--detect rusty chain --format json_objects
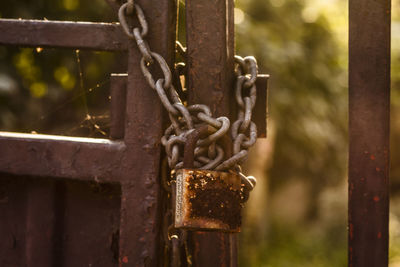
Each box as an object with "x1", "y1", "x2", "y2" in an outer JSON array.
[
  {"x1": 118, "y1": 2, "x2": 257, "y2": 194},
  {"x1": 118, "y1": 3, "x2": 257, "y2": 188}
]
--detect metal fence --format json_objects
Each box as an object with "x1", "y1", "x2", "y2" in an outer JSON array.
[{"x1": 0, "y1": 0, "x2": 392, "y2": 266}]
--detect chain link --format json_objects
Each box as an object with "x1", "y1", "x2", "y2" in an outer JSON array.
[{"x1": 118, "y1": 1, "x2": 258, "y2": 185}]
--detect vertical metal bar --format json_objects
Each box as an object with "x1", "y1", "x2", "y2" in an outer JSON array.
[
  {"x1": 110, "y1": 74, "x2": 127, "y2": 140},
  {"x1": 348, "y1": 0, "x2": 391, "y2": 266},
  {"x1": 186, "y1": 0, "x2": 235, "y2": 117},
  {"x1": 185, "y1": 0, "x2": 236, "y2": 266},
  {"x1": 118, "y1": 0, "x2": 177, "y2": 266}
]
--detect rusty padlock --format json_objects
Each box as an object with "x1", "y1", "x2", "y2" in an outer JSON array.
[{"x1": 173, "y1": 125, "x2": 243, "y2": 232}]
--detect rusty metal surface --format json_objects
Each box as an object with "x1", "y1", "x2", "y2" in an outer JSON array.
[
  {"x1": 0, "y1": 19, "x2": 128, "y2": 51},
  {"x1": 110, "y1": 74, "x2": 127, "y2": 140},
  {"x1": 0, "y1": 132, "x2": 125, "y2": 183},
  {"x1": 348, "y1": 0, "x2": 391, "y2": 266},
  {"x1": 175, "y1": 169, "x2": 242, "y2": 232},
  {"x1": 177, "y1": 127, "x2": 242, "y2": 232},
  {"x1": 185, "y1": 0, "x2": 237, "y2": 265},
  {"x1": 186, "y1": 0, "x2": 234, "y2": 118}
]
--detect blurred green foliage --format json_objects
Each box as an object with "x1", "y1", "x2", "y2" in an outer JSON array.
[
  {"x1": 235, "y1": 0, "x2": 400, "y2": 266},
  {"x1": 390, "y1": 2, "x2": 400, "y2": 265},
  {"x1": 236, "y1": 0, "x2": 347, "y2": 210},
  {"x1": 241, "y1": 221, "x2": 347, "y2": 267},
  {"x1": 235, "y1": 0, "x2": 349, "y2": 265}
]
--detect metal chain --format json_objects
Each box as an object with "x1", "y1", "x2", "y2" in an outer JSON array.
[{"x1": 118, "y1": 2, "x2": 257, "y2": 186}]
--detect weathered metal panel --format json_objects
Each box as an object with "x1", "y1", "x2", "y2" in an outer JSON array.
[
  {"x1": 59, "y1": 180, "x2": 121, "y2": 267},
  {"x1": 348, "y1": 0, "x2": 391, "y2": 266},
  {"x1": 185, "y1": 0, "x2": 237, "y2": 265},
  {"x1": 0, "y1": 175, "x2": 28, "y2": 267},
  {"x1": 0, "y1": 19, "x2": 129, "y2": 51},
  {"x1": 25, "y1": 180, "x2": 57, "y2": 267},
  {"x1": 0, "y1": 175, "x2": 121, "y2": 266}
]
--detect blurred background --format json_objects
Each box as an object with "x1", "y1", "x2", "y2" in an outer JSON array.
[{"x1": 0, "y1": 0, "x2": 400, "y2": 266}]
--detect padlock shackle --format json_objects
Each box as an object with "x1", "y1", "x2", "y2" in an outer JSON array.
[{"x1": 183, "y1": 125, "x2": 209, "y2": 169}]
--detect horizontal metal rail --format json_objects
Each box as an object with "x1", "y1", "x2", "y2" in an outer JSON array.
[
  {"x1": 0, "y1": 19, "x2": 129, "y2": 51},
  {"x1": 0, "y1": 132, "x2": 125, "y2": 182}
]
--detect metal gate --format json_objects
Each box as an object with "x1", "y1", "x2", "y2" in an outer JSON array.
[
  {"x1": 0, "y1": 0, "x2": 268, "y2": 266},
  {"x1": 0, "y1": 0, "x2": 174, "y2": 265},
  {"x1": 0, "y1": 0, "x2": 392, "y2": 266}
]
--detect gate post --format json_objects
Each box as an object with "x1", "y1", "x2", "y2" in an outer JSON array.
[
  {"x1": 119, "y1": 0, "x2": 177, "y2": 265},
  {"x1": 185, "y1": 0, "x2": 237, "y2": 266},
  {"x1": 349, "y1": 0, "x2": 391, "y2": 266}
]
